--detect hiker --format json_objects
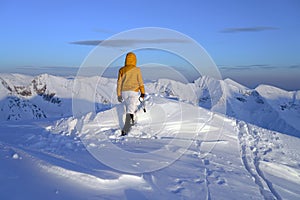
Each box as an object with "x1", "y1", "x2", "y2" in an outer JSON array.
[{"x1": 117, "y1": 52, "x2": 145, "y2": 136}]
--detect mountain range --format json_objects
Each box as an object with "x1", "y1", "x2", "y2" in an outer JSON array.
[{"x1": 0, "y1": 73, "x2": 299, "y2": 137}]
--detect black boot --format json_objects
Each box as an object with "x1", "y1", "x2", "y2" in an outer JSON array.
[
  {"x1": 130, "y1": 114, "x2": 134, "y2": 125},
  {"x1": 122, "y1": 114, "x2": 132, "y2": 136},
  {"x1": 121, "y1": 130, "x2": 127, "y2": 136}
]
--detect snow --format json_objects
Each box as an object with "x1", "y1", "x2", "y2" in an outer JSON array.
[
  {"x1": 0, "y1": 73, "x2": 300, "y2": 199},
  {"x1": 256, "y1": 84, "x2": 300, "y2": 134},
  {"x1": 12, "y1": 153, "x2": 20, "y2": 160}
]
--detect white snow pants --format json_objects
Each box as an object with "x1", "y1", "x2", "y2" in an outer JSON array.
[{"x1": 122, "y1": 91, "x2": 139, "y2": 114}]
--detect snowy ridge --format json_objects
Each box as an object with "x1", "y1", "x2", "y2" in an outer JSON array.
[
  {"x1": 0, "y1": 74, "x2": 71, "y2": 119},
  {"x1": 256, "y1": 84, "x2": 300, "y2": 134},
  {"x1": 0, "y1": 73, "x2": 299, "y2": 137},
  {"x1": 224, "y1": 79, "x2": 300, "y2": 137}
]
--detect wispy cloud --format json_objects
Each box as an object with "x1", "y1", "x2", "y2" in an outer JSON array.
[
  {"x1": 220, "y1": 26, "x2": 279, "y2": 33},
  {"x1": 70, "y1": 40, "x2": 103, "y2": 46},
  {"x1": 288, "y1": 64, "x2": 300, "y2": 69},
  {"x1": 69, "y1": 38, "x2": 189, "y2": 47},
  {"x1": 220, "y1": 64, "x2": 300, "y2": 72},
  {"x1": 219, "y1": 64, "x2": 278, "y2": 71}
]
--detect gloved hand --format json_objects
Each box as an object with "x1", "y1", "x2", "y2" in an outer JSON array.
[
  {"x1": 140, "y1": 93, "x2": 145, "y2": 99},
  {"x1": 118, "y1": 96, "x2": 123, "y2": 103}
]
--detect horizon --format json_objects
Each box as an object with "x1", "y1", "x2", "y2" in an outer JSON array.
[
  {"x1": 0, "y1": 65, "x2": 298, "y2": 92},
  {"x1": 1, "y1": 0, "x2": 299, "y2": 90}
]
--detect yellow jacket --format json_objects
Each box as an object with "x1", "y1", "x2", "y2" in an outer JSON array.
[{"x1": 117, "y1": 52, "x2": 145, "y2": 97}]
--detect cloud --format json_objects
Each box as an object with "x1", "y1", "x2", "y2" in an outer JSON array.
[
  {"x1": 69, "y1": 38, "x2": 189, "y2": 47},
  {"x1": 219, "y1": 64, "x2": 278, "y2": 72},
  {"x1": 288, "y1": 64, "x2": 300, "y2": 69},
  {"x1": 220, "y1": 64, "x2": 300, "y2": 72},
  {"x1": 70, "y1": 40, "x2": 102, "y2": 46},
  {"x1": 220, "y1": 26, "x2": 279, "y2": 33}
]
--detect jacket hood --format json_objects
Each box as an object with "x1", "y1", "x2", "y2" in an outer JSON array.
[{"x1": 125, "y1": 52, "x2": 136, "y2": 66}]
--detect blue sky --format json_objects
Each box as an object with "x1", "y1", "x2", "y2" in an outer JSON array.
[{"x1": 1, "y1": 0, "x2": 300, "y2": 90}]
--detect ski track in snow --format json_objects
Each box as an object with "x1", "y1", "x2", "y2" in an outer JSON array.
[
  {"x1": 203, "y1": 162, "x2": 212, "y2": 200},
  {"x1": 196, "y1": 114, "x2": 214, "y2": 200},
  {"x1": 237, "y1": 120, "x2": 282, "y2": 200}
]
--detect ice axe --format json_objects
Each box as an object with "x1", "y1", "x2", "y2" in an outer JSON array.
[{"x1": 139, "y1": 97, "x2": 146, "y2": 113}]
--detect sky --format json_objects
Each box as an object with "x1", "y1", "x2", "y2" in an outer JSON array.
[{"x1": 0, "y1": 0, "x2": 300, "y2": 90}]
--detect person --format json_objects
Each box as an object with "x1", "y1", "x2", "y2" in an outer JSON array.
[{"x1": 117, "y1": 52, "x2": 145, "y2": 136}]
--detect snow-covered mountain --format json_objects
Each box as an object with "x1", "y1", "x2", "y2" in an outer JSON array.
[
  {"x1": 0, "y1": 74, "x2": 70, "y2": 120},
  {"x1": 0, "y1": 74, "x2": 114, "y2": 120},
  {"x1": 0, "y1": 73, "x2": 299, "y2": 137},
  {"x1": 0, "y1": 73, "x2": 299, "y2": 199}
]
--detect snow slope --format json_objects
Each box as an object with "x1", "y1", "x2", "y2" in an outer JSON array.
[
  {"x1": 256, "y1": 84, "x2": 300, "y2": 135},
  {"x1": 1, "y1": 94, "x2": 300, "y2": 199}
]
